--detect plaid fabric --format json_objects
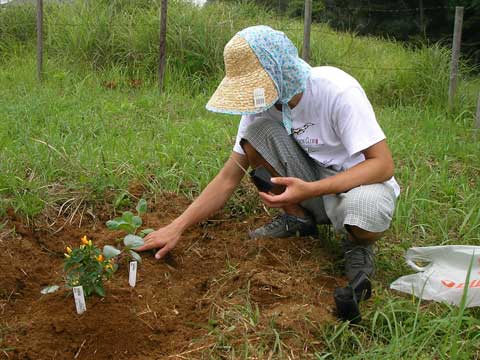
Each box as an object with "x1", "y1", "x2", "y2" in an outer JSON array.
[{"x1": 241, "y1": 117, "x2": 396, "y2": 233}]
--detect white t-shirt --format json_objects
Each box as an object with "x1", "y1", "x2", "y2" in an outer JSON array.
[{"x1": 233, "y1": 66, "x2": 400, "y2": 197}]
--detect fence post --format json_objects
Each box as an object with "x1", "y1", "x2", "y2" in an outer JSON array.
[
  {"x1": 419, "y1": 0, "x2": 425, "y2": 37},
  {"x1": 36, "y1": 0, "x2": 43, "y2": 82},
  {"x1": 158, "y1": 0, "x2": 168, "y2": 92},
  {"x1": 448, "y1": 6, "x2": 464, "y2": 109},
  {"x1": 302, "y1": 0, "x2": 312, "y2": 63},
  {"x1": 476, "y1": 93, "x2": 480, "y2": 129}
]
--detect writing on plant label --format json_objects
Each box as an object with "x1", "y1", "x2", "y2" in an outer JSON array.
[
  {"x1": 73, "y1": 286, "x2": 86, "y2": 314},
  {"x1": 129, "y1": 261, "x2": 137, "y2": 287}
]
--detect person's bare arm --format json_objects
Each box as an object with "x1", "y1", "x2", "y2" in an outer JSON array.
[
  {"x1": 310, "y1": 139, "x2": 394, "y2": 195},
  {"x1": 137, "y1": 152, "x2": 247, "y2": 259},
  {"x1": 260, "y1": 140, "x2": 394, "y2": 207}
]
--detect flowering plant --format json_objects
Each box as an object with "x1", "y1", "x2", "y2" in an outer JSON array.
[{"x1": 64, "y1": 235, "x2": 116, "y2": 297}]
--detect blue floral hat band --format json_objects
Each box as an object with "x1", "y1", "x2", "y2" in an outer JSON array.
[{"x1": 206, "y1": 26, "x2": 311, "y2": 134}]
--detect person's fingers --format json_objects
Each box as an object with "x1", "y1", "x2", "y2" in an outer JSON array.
[
  {"x1": 271, "y1": 177, "x2": 294, "y2": 186},
  {"x1": 259, "y1": 192, "x2": 273, "y2": 204},
  {"x1": 137, "y1": 242, "x2": 159, "y2": 252},
  {"x1": 137, "y1": 233, "x2": 165, "y2": 252},
  {"x1": 155, "y1": 245, "x2": 171, "y2": 260},
  {"x1": 260, "y1": 192, "x2": 285, "y2": 203},
  {"x1": 136, "y1": 240, "x2": 155, "y2": 252},
  {"x1": 259, "y1": 192, "x2": 288, "y2": 208},
  {"x1": 143, "y1": 232, "x2": 155, "y2": 243}
]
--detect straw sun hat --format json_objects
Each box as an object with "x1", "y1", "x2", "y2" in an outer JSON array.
[
  {"x1": 206, "y1": 34, "x2": 279, "y2": 114},
  {"x1": 206, "y1": 26, "x2": 311, "y2": 134}
]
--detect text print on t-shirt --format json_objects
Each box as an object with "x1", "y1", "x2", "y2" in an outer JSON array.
[{"x1": 292, "y1": 123, "x2": 322, "y2": 154}]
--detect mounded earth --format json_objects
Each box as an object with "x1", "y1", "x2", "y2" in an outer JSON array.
[{"x1": 1, "y1": 192, "x2": 347, "y2": 359}]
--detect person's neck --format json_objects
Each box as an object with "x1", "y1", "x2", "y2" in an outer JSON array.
[{"x1": 274, "y1": 92, "x2": 303, "y2": 111}]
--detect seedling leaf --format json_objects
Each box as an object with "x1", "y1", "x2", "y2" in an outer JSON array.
[
  {"x1": 41, "y1": 285, "x2": 60, "y2": 294},
  {"x1": 106, "y1": 220, "x2": 119, "y2": 230},
  {"x1": 132, "y1": 216, "x2": 142, "y2": 227},
  {"x1": 118, "y1": 222, "x2": 135, "y2": 233},
  {"x1": 129, "y1": 250, "x2": 142, "y2": 263},
  {"x1": 122, "y1": 211, "x2": 134, "y2": 223},
  {"x1": 124, "y1": 235, "x2": 144, "y2": 249},
  {"x1": 103, "y1": 245, "x2": 121, "y2": 259},
  {"x1": 136, "y1": 199, "x2": 147, "y2": 214}
]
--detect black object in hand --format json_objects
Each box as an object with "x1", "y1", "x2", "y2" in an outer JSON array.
[
  {"x1": 334, "y1": 271, "x2": 372, "y2": 324},
  {"x1": 249, "y1": 166, "x2": 274, "y2": 193}
]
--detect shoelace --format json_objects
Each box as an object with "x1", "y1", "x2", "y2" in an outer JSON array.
[
  {"x1": 263, "y1": 214, "x2": 311, "y2": 233},
  {"x1": 264, "y1": 215, "x2": 288, "y2": 230}
]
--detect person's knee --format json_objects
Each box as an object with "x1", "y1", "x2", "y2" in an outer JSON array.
[
  {"x1": 343, "y1": 195, "x2": 390, "y2": 241},
  {"x1": 343, "y1": 184, "x2": 395, "y2": 243},
  {"x1": 244, "y1": 117, "x2": 281, "y2": 135}
]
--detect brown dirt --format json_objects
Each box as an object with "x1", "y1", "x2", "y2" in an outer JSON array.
[{"x1": 0, "y1": 193, "x2": 346, "y2": 359}]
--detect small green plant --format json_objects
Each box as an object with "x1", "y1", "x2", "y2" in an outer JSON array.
[
  {"x1": 63, "y1": 235, "x2": 116, "y2": 297},
  {"x1": 103, "y1": 198, "x2": 154, "y2": 263}
]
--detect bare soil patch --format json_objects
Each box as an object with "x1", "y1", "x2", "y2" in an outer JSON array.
[{"x1": 1, "y1": 193, "x2": 345, "y2": 359}]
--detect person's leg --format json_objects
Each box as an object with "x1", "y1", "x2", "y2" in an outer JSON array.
[
  {"x1": 329, "y1": 184, "x2": 396, "y2": 280},
  {"x1": 345, "y1": 225, "x2": 383, "y2": 244},
  {"x1": 239, "y1": 117, "x2": 331, "y2": 238}
]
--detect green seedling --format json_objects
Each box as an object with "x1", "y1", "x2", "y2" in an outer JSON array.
[{"x1": 103, "y1": 198, "x2": 154, "y2": 263}]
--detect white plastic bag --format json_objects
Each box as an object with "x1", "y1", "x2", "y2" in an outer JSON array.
[{"x1": 390, "y1": 245, "x2": 480, "y2": 307}]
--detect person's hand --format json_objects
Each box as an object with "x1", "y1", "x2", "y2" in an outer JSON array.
[
  {"x1": 136, "y1": 223, "x2": 182, "y2": 260},
  {"x1": 259, "y1": 177, "x2": 314, "y2": 208}
]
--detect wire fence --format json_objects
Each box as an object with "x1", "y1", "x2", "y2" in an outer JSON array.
[
  {"x1": 322, "y1": 3, "x2": 473, "y2": 13},
  {"x1": 0, "y1": 23, "x2": 432, "y2": 72},
  {"x1": 0, "y1": 1, "x2": 476, "y2": 105}
]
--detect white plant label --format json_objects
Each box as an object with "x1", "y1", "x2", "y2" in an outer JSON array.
[
  {"x1": 129, "y1": 261, "x2": 137, "y2": 287},
  {"x1": 73, "y1": 286, "x2": 86, "y2": 314},
  {"x1": 253, "y1": 88, "x2": 266, "y2": 108}
]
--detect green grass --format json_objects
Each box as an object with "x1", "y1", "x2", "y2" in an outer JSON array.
[
  {"x1": 1, "y1": 0, "x2": 476, "y2": 107},
  {"x1": 0, "y1": 55, "x2": 238, "y2": 219},
  {"x1": 1, "y1": 0, "x2": 480, "y2": 358}
]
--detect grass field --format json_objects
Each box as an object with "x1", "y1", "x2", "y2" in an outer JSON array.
[{"x1": 1, "y1": 0, "x2": 480, "y2": 358}]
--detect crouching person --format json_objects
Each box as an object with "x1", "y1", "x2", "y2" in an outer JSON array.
[{"x1": 137, "y1": 26, "x2": 399, "y2": 288}]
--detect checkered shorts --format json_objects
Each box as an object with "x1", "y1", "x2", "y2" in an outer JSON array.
[{"x1": 241, "y1": 117, "x2": 396, "y2": 233}]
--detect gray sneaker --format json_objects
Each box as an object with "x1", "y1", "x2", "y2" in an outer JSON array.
[
  {"x1": 249, "y1": 213, "x2": 318, "y2": 239},
  {"x1": 342, "y1": 237, "x2": 375, "y2": 281}
]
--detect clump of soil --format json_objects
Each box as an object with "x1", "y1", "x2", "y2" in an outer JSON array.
[{"x1": 0, "y1": 193, "x2": 345, "y2": 359}]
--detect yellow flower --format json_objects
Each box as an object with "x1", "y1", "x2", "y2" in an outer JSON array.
[
  {"x1": 105, "y1": 264, "x2": 113, "y2": 270},
  {"x1": 64, "y1": 253, "x2": 70, "y2": 258},
  {"x1": 81, "y1": 235, "x2": 89, "y2": 245},
  {"x1": 88, "y1": 240, "x2": 92, "y2": 246},
  {"x1": 66, "y1": 246, "x2": 72, "y2": 254},
  {"x1": 97, "y1": 254, "x2": 104, "y2": 262}
]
